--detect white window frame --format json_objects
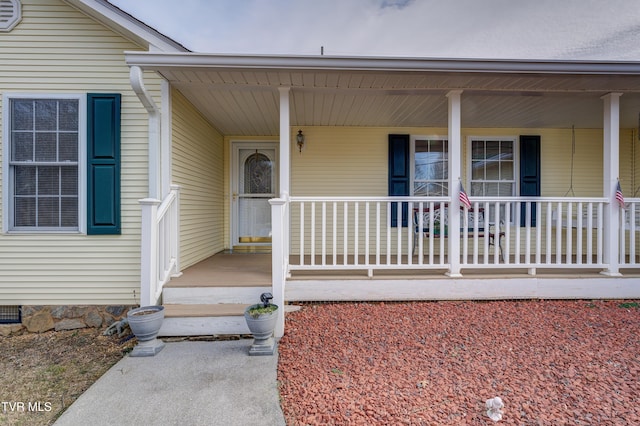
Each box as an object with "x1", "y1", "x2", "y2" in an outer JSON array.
[
  {"x1": 410, "y1": 135, "x2": 449, "y2": 197},
  {"x1": 466, "y1": 135, "x2": 519, "y2": 224},
  {"x1": 2, "y1": 93, "x2": 87, "y2": 234}
]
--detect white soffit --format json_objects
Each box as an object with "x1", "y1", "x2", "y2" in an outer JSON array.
[{"x1": 125, "y1": 53, "x2": 640, "y2": 135}]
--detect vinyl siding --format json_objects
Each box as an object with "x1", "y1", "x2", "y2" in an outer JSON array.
[
  {"x1": 290, "y1": 126, "x2": 634, "y2": 198},
  {"x1": 0, "y1": 0, "x2": 160, "y2": 304},
  {"x1": 172, "y1": 88, "x2": 225, "y2": 267}
]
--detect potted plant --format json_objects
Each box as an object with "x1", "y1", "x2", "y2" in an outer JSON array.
[
  {"x1": 127, "y1": 305, "x2": 166, "y2": 357},
  {"x1": 244, "y1": 293, "x2": 278, "y2": 356}
]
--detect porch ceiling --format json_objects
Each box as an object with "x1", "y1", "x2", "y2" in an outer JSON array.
[{"x1": 127, "y1": 53, "x2": 640, "y2": 136}]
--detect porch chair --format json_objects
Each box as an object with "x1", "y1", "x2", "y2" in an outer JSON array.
[{"x1": 412, "y1": 205, "x2": 505, "y2": 260}]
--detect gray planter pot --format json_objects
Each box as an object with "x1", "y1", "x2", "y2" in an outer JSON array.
[
  {"x1": 127, "y1": 305, "x2": 165, "y2": 357},
  {"x1": 244, "y1": 304, "x2": 278, "y2": 356}
]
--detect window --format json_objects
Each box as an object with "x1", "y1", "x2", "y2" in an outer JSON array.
[
  {"x1": 4, "y1": 95, "x2": 85, "y2": 232},
  {"x1": 412, "y1": 137, "x2": 448, "y2": 196},
  {"x1": 468, "y1": 137, "x2": 517, "y2": 223},
  {"x1": 469, "y1": 138, "x2": 516, "y2": 197}
]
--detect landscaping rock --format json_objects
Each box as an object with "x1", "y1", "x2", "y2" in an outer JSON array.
[
  {"x1": 84, "y1": 309, "x2": 103, "y2": 328},
  {"x1": 55, "y1": 319, "x2": 87, "y2": 331},
  {"x1": 0, "y1": 324, "x2": 24, "y2": 336},
  {"x1": 23, "y1": 309, "x2": 54, "y2": 333}
]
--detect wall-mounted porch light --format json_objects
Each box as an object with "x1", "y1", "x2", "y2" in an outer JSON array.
[{"x1": 296, "y1": 130, "x2": 305, "y2": 153}]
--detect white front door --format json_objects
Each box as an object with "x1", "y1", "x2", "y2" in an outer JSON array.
[{"x1": 232, "y1": 142, "x2": 278, "y2": 247}]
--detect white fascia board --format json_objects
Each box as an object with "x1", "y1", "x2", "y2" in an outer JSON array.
[
  {"x1": 64, "y1": 0, "x2": 188, "y2": 52},
  {"x1": 124, "y1": 52, "x2": 640, "y2": 75}
]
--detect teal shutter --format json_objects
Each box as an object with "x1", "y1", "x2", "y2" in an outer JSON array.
[
  {"x1": 388, "y1": 134, "x2": 410, "y2": 227},
  {"x1": 87, "y1": 93, "x2": 121, "y2": 235},
  {"x1": 519, "y1": 135, "x2": 541, "y2": 227}
]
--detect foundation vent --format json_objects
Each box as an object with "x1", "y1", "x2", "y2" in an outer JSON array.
[{"x1": 0, "y1": 305, "x2": 21, "y2": 324}]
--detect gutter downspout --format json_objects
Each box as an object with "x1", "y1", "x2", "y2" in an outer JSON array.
[{"x1": 130, "y1": 65, "x2": 161, "y2": 200}]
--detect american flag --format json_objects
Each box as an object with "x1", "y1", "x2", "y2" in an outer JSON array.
[
  {"x1": 459, "y1": 182, "x2": 471, "y2": 209},
  {"x1": 616, "y1": 181, "x2": 625, "y2": 208}
]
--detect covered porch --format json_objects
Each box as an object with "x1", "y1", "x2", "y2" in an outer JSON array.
[{"x1": 125, "y1": 54, "x2": 640, "y2": 337}]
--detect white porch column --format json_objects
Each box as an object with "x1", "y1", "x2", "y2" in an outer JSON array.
[
  {"x1": 602, "y1": 93, "x2": 623, "y2": 276},
  {"x1": 273, "y1": 87, "x2": 291, "y2": 337},
  {"x1": 160, "y1": 80, "x2": 172, "y2": 198},
  {"x1": 279, "y1": 87, "x2": 291, "y2": 198},
  {"x1": 278, "y1": 87, "x2": 291, "y2": 261},
  {"x1": 447, "y1": 90, "x2": 463, "y2": 277}
]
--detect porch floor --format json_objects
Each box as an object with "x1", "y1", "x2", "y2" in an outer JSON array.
[
  {"x1": 165, "y1": 252, "x2": 271, "y2": 288},
  {"x1": 166, "y1": 252, "x2": 638, "y2": 289}
]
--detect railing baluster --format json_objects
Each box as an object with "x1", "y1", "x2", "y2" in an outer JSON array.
[
  {"x1": 299, "y1": 202, "x2": 304, "y2": 266},
  {"x1": 354, "y1": 202, "x2": 359, "y2": 266},
  {"x1": 365, "y1": 202, "x2": 370, "y2": 266},
  {"x1": 566, "y1": 202, "x2": 573, "y2": 265},
  {"x1": 535, "y1": 201, "x2": 542, "y2": 265},
  {"x1": 322, "y1": 202, "x2": 326, "y2": 266},
  {"x1": 597, "y1": 202, "x2": 603, "y2": 265},
  {"x1": 555, "y1": 202, "x2": 562, "y2": 265},
  {"x1": 375, "y1": 202, "x2": 381, "y2": 267},
  {"x1": 630, "y1": 203, "x2": 637, "y2": 265},
  {"x1": 546, "y1": 202, "x2": 553, "y2": 265},
  {"x1": 344, "y1": 202, "x2": 348, "y2": 266},
  {"x1": 386, "y1": 202, "x2": 391, "y2": 265},
  {"x1": 586, "y1": 202, "x2": 593, "y2": 264},
  {"x1": 311, "y1": 202, "x2": 316, "y2": 266},
  {"x1": 332, "y1": 202, "x2": 337, "y2": 266},
  {"x1": 576, "y1": 202, "x2": 583, "y2": 265},
  {"x1": 396, "y1": 202, "x2": 402, "y2": 264}
]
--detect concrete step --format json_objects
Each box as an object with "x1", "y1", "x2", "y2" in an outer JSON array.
[
  {"x1": 159, "y1": 303, "x2": 251, "y2": 337},
  {"x1": 162, "y1": 286, "x2": 271, "y2": 305}
]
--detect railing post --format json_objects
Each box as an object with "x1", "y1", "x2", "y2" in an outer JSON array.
[
  {"x1": 139, "y1": 198, "x2": 161, "y2": 306},
  {"x1": 269, "y1": 195, "x2": 287, "y2": 338},
  {"x1": 170, "y1": 185, "x2": 182, "y2": 277}
]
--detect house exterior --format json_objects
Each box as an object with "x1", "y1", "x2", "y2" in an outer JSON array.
[{"x1": 1, "y1": 0, "x2": 639, "y2": 336}]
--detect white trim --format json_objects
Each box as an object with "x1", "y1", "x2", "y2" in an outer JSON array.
[
  {"x1": 409, "y1": 135, "x2": 449, "y2": 197},
  {"x1": 125, "y1": 52, "x2": 640, "y2": 75},
  {"x1": 2, "y1": 93, "x2": 86, "y2": 234},
  {"x1": 465, "y1": 135, "x2": 519, "y2": 196},
  {"x1": 230, "y1": 141, "x2": 279, "y2": 247},
  {"x1": 64, "y1": 0, "x2": 188, "y2": 52},
  {"x1": 160, "y1": 79, "x2": 172, "y2": 198},
  {"x1": 286, "y1": 276, "x2": 640, "y2": 302}
]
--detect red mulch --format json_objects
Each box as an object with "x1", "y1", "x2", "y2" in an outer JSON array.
[{"x1": 277, "y1": 300, "x2": 640, "y2": 425}]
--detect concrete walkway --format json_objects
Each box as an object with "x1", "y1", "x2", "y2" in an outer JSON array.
[{"x1": 55, "y1": 340, "x2": 286, "y2": 426}]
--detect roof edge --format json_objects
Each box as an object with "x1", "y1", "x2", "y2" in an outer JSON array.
[
  {"x1": 64, "y1": 0, "x2": 189, "y2": 52},
  {"x1": 124, "y1": 52, "x2": 640, "y2": 75}
]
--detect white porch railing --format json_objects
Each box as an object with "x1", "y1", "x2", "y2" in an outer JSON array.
[
  {"x1": 140, "y1": 185, "x2": 181, "y2": 306},
  {"x1": 273, "y1": 196, "x2": 640, "y2": 276},
  {"x1": 620, "y1": 199, "x2": 640, "y2": 267}
]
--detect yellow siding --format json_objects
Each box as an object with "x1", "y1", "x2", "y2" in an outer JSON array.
[
  {"x1": 290, "y1": 126, "x2": 633, "y2": 198},
  {"x1": 172, "y1": 89, "x2": 225, "y2": 267},
  {"x1": 0, "y1": 0, "x2": 160, "y2": 304}
]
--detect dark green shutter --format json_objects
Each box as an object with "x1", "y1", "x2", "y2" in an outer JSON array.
[
  {"x1": 87, "y1": 93, "x2": 121, "y2": 235},
  {"x1": 519, "y1": 135, "x2": 540, "y2": 227},
  {"x1": 388, "y1": 134, "x2": 410, "y2": 227}
]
